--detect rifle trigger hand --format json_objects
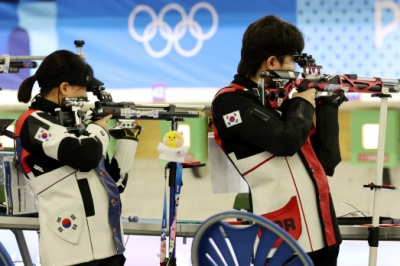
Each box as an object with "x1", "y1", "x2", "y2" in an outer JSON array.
[
  {"x1": 315, "y1": 89, "x2": 348, "y2": 107},
  {"x1": 297, "y1": 79, "x2": 312, "y2": 92}
]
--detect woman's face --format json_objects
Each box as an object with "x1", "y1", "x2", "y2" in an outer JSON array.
[
  {"x1": 65, "y1": 85, "x2": 88, "y2": 98},
  {"x1": 57, "y1": 83, "x2": 88, "y2": 107}
]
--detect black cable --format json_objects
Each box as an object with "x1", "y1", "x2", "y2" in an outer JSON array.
[
  {"x1": 339, "y1": 202, "x2": 368, "y2": 217},
  {"x1": 338, "y1": 210, "x2": 370, "y2": 218},
  {"x1": 13, "y1": 261, "x2": 36, "y2": 266}
]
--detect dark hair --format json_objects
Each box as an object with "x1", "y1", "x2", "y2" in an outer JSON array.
[
  {"x1": 237, "y1": 15, "x2": 305, "y2": 78},
  {"x1": 18, "y1": 50, "x2": 100, "y2": 103}
]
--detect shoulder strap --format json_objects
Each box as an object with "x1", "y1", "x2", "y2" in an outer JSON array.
[
  {"x1": 13, "y1": 108, "x2": 37, "y2": 162},
  {"x1": 14, "y1": 108, "x2": 36, "y2": 138}
]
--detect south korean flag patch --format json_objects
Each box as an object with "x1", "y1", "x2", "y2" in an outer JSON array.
[
  {"x1": 223, "y1": 110, "x2": 242, "y2": 128},
  {"x1": 35, "y1": 127, "x2": 52, "y2": 143},
  {"x1": 47, "y1": 204, "x2": 84, "y2": 244}
]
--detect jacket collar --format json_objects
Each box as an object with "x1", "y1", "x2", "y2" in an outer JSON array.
[
  {"x1": 30, "y1": 95, "x2": 68, "y2": 116},
  {"x1": 231, "y1": 74, "x2": 258, "y2": 89}
]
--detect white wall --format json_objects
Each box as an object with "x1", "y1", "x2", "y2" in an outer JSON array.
[{"x1": 122, "y1": 159, "x2": 400, "y2": 222}]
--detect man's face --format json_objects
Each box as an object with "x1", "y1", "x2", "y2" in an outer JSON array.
[
  {"x1": 276, "y1": 55, "x2": 295, "y2": 71},
  {"x1": 252, "y1": 55, "x2": 296, "y2": 84}
]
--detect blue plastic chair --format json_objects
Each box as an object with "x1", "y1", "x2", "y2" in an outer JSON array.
[
  {"x1": 191, "y1": 211, "x2": 313, "y2": 266},
  {"x1": 0, "y1": 241, "x2": 14, "y2": 266}
]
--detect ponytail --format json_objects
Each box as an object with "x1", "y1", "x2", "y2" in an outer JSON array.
[{"x1": 17, "y1": 75, "x2": 36, "y2": 103}]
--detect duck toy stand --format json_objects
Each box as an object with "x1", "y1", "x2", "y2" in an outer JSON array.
[{"x1": 157, "y1": 117, "x2": 205, "y2": 266}]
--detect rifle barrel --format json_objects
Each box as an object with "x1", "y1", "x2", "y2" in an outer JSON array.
[
  {"x1": 93, "y1": 109, "x2": 205, "y2": 120},
  {"x1": 133, "y1": 103, "x2": 211, "y2": 110}
]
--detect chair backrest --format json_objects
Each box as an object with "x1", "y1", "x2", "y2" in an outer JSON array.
[
  {"x1": 191, "y1": 211, "x2": 314, "y2": 266},
  {"x1": 0, "y1": 241, "x2": 14, "y2": 266}
]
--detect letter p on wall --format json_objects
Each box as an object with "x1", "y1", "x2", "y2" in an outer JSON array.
[{"x1": 375, "y1": 1, "x2": 400, "y2": 48}]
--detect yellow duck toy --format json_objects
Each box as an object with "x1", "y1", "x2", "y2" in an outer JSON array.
[
  {"x1": 163, "y1": 130, "x2": 184, "y2": 148},
  {"x1": 158, "y1": 130, "x2": 188, "y2": 162}
]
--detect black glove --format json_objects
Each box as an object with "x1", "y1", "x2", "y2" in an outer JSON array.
[
  {"x1": 297, "y1": 79, "x2": 312, "y2": 92},
  {"x1": 312, "y1": 90, "x2": 345, "y2": 176},
  {"x1": 109, "y1": 126, "x2": 142, "y2": 140},
  {"x1": 315, "y1": 90, "x2": 348, "y2": 108}
]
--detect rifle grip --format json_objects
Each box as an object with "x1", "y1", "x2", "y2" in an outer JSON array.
[{"x1": 297, "y1": 79, "x2": 312, "y2": 92}]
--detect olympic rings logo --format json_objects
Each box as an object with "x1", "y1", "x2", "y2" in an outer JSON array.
[{"x1": 128, "y1": 2, "x2": 218, "y2": 58}]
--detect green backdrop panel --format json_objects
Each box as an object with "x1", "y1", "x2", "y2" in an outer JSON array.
[{"x1": 350, "y1": 110, "x2": 400, "y2": 167}]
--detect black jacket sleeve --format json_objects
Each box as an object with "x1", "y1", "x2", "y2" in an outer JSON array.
[
  {"x1": 212, "y1": 90, "x2": 314, "y2": 159},
  {"x1": 310, "y1": 103, "x2": 341, "y2": 176},
  {"x1": 20, "y1": 111, "x2": 109, "y2": 172}
]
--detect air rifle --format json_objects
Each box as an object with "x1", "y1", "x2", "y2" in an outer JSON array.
[
  {"x1": 0, "y1": 40, "x2": 87, "y2": 75},
  {"x1": 259, "y1": 53, "x2": 400, "y2": 108},
  {"x1": 0, "y1": 55, "x2": 41, "y2": 74},
  {"x1": 85, "y1": 86, "x2": 210, "y2": 123}
]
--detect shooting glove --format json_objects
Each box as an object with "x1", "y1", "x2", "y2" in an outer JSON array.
[
  {"x1": 315, "y1": 90, "x2": 348, "y2": 108},
  {"x1": 311, "y1": 92, "x2": 345, "y2": 176},
  {"x1": 109, "y1": 126, "x2": 142, "y2": 140},
  {"x1": 107, "y1": 125, "x2": 141, "y2": 193},
  {"x1": 297, "y1": 79, "x2": 312, "y2": 92}
]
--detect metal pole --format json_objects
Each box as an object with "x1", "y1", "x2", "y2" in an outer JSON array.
[
  {"x1": 167, "y1": 119, "x2": 178, "y2": 266},
  {"x1": 132, "y1": 103, "x2": 210, "y2": 110},
  {"x1": 11, "y1": 229, "x2": 33, "y2": 266},
  {"x1": 368, "y1": 86, "x2": 390, "y2": 266}
]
